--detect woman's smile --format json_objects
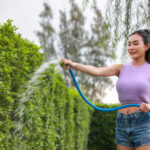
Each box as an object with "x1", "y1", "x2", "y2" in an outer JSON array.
[{"x1": 130, "y1": 52, "x2": 136, "y2": 55}]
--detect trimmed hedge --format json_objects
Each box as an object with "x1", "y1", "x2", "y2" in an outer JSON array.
[
  {"x1": 0, "y1": 20, "x2": 44, "y2": 149},
  {"x1": 16, "y1": 64, "x2": 92, "y2": 150},
  {"x1": 0, "y1": 20, "x2": 122, "y2": 150},
  {"x1": 0, "y1": 20, "x2": 92, "y2": 150},
  {"x1": 87, "y1": 103, "x2": 120, "y2": 150}
]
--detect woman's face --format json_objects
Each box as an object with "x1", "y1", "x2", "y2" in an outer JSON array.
[{"x1": 128, "y1": 34, "x2": 148, "y2": 60}]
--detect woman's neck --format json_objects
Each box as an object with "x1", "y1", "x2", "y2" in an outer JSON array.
[{"x1": 132, "y1": 58, "x2": 146, "y2": 66}]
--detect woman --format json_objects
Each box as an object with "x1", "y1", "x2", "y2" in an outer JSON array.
[{"x1": 60, "y1": 29, "x2": 150, "y2": 150}]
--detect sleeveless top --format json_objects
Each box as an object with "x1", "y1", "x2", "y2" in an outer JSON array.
[{"x1": 116, "y1": 61, "x2": 150, "y2": 105}]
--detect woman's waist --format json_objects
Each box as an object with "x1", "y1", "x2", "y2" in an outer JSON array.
[
  {"x1": 119, "y1": 100, "x2": 150, "y2": 114},
  {"x1": 119, "y1": 106, "x2": 140, "y2": 114},
  {"x1": 119, "y1": 103, "x2": 143, "y2": 114}
]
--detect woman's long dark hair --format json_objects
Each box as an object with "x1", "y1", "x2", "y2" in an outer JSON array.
[{"x1": 130, "y1": 29, "x2": 150, "y2": 63}]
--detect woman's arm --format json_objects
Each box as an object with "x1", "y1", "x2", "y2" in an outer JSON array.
[{"x1": 60, "y1": 58, "x2": 123, "y2": 77}]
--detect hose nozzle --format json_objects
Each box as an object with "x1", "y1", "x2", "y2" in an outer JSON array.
[{"x1": 59, "y1": 60, "x2": 68, "y2": 67}]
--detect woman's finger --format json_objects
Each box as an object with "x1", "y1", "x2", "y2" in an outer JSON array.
[{"x1": 140, "y1": 103, "x2": 149, "y2": 113}]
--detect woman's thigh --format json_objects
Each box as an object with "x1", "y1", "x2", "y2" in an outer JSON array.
[
  {"x1": 136, "y1": 145, "x2": 150, "y2": 150},
  {"x1": 117, "y1": 144, "x2": 135, "y2": 150}
]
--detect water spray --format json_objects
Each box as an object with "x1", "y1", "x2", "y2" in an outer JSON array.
[{"x1": 59, "y1": 61, "x2": 150, "y2": 118}]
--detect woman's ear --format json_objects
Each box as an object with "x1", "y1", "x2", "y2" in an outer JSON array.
[{"x1": 145, "y1": 43, "x2": 150, "y2": 51}]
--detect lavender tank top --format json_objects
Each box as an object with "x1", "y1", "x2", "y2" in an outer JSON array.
[{"x1": 116, "y1": 61, "x2": 150, "y2": 105}]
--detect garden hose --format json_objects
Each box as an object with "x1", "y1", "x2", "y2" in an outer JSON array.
[{"x1": 59, "y1": 61, "x2": 150, "y2": 118}]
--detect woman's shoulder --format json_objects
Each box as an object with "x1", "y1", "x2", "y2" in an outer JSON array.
[
  {"x1": 116, "y1": 62, "x2": 131, "y2": 68},
  {"x1": 112, "y1": 62, "x2": 130, "y2": 77},
  {"x1": 111, "y1": 63, "x2": 124, "y2": 70}
]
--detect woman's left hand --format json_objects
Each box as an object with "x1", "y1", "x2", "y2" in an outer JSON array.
[{"x1": 140, "y1": 103, "x2": 150, "y2": 113}]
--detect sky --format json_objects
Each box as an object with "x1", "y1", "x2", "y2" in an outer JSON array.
[
  {"x1": 0, "y1": 0, "x2": 119, "y2": 104},
  {"x1": 0, "y1": 0, "x2": 101, "y2": 45},
  {"x1": 0, "y1": 0, "x2": 57, "y2": 45}
]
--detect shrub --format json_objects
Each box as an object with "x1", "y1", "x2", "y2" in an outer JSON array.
[
  {"x1": 0, "y1": 20, "x2": 44, "y2": 149},
  {"x1": 87, "y1": 103, "x2": 120, "y2": 150},
  {"x1": 16, "y1": 64, "x2": 92, "y2": 150}
]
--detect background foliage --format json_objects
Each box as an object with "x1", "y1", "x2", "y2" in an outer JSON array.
[
  {"x1": 0, "y1": 16, "x2": 120, "y2": 150},
  {"x1": 88, "y1": 104, "x2": 119, "y2": 150},
  {"x1": 0, "y1": 21, "x2": 92, "y2": 150},
  {"x1": 37, "y1": 0, "x2": 114, "y2": 102},
  {"x1": 83, "y1": 0, "x2": 150, "y2": 62},
  {"x1": 15, "y1": 64, "x2": 92, "y2": 150},
  {"x1": 36, "y1": 3, "x2": 56, "y2": 62},
  {"x1": 0, "y1": 20, "x2": 44, "y2": 149},
  {"x1": 105, "y1": 0, "x2": 150, "y2": 62}
]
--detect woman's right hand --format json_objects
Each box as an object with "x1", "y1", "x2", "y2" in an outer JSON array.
[{"x1": 60, "y1": 58, "x2": 74, "y2": 70}]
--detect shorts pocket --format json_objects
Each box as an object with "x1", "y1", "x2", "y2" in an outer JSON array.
[{"x1": 135, "y1": 113, "x2": 150, "y2": 124}]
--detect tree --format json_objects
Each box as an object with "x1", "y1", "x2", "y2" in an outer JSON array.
[
  {"x1": 83, "y1": 6, "x2": 113, "y2": 101},
  {"x1": 83, "y1": 0, "x2": 150, "y2": 62},
  {"x1": 59, "y1": 1, "x2": 114, "y2": 102},
  {"x1": 37, "y1": 2, "x2": 56, "y2": 62},
  {"x1": 82, "y1": 0, "x2": 96, "y2": 8},
  {"x1": 106, "y1": 0, "x2": 150, "y2": 62},
  {"x1": 59, "y1": 0, "x2": 87, "y2": 87}
]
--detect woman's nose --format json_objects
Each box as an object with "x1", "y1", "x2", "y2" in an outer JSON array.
[{"x1": 129, "y1": 45, "x2": 135, "y2": 50}]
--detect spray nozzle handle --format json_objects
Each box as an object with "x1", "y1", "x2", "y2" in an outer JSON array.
[{"x1": 59, "y1": 60, "x2": 68, "y2": 67}]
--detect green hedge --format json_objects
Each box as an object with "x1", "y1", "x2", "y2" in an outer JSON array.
[
  {"x1": 87, "y1": 103, "x2": 120, "y2": 150},
  {"x1": 16, "y1": 65, "x2": 92, "y2": 150},
  {"x1": 0, "y1": 20, "x2": 121, "y2": 150},
  {"x1": 0, "y1": 20, "x2": 92, "y2": 149},
  {"x1": 0, "y1": 20, "x2": 44, "y2": 149}
]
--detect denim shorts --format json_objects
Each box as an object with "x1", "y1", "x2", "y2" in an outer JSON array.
[{"x1": 116, "y1": 110, "x2": 150, "y2": 148}]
